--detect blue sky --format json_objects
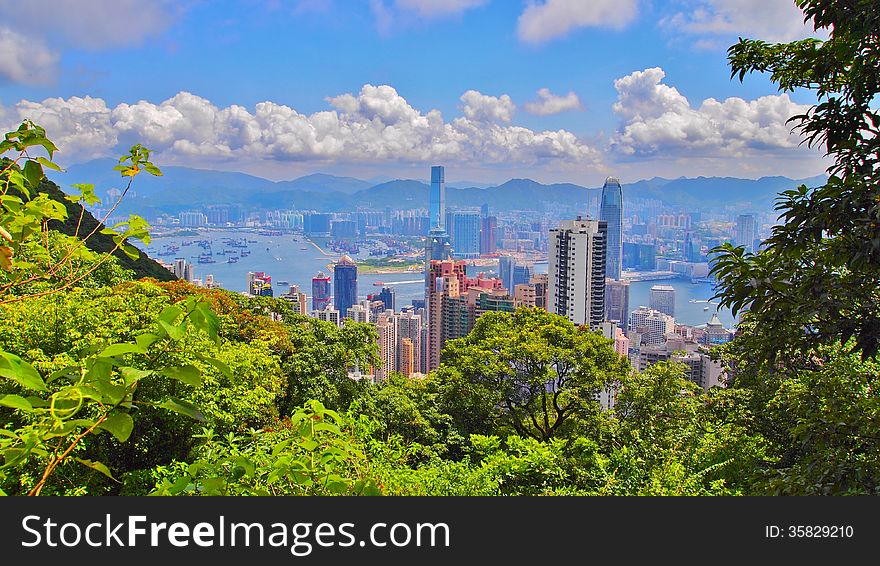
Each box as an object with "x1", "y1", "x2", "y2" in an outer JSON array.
[{"x1": 0, "y1": 1, "x2": 831, "y2": 185}]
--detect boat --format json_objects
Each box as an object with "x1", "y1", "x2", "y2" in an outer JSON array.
[
  {"x1": 300, "y1": 247, "x2": 308, "y2": 250},
  {"x1": 227, "y1": 257, "x2": 238, "y2": 264},
  {"x1": 278, "y1": 280, "x2": 289, "y2": 285},
  {"x1": 198, "y1": 257, "x2": 216, "y2": 264},
  {"x1": 373, "y1": 281, "x2": 384, "y2": 287},
  {"x1": 704, "y1": 306, "x2": 710, "y2": 311}
]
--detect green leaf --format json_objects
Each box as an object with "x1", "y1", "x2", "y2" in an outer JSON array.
[
  {"x1": 144, "y1": 164, "x2": 163, "y2": 176},
  {"x1": 158, "y1": 320, "x2": 185, "y2": 341},
  {"x1": 22, "y1": 160, "x2": 43, "y2": 188},
  {"x1": 74, "y1": 458, "x2": 117, "y2": 481},
  {"x1": 0, "y1": 352, "x2": 47, "y2": 392},
  {"x1": 0, "y1": 394, "x2": 33, "y2": 412},
  {"x1": 196, "y1": 353, "x2": 233, "y2": 378},
  {"x1": 119, "y1": 366, "x2": 152, "y2": 386},
  {"x1": 157, "y1": 305, "x2": 184, "y2": 325},
  {"x1": 98, "y1": 412, "x2": 134, "y2": 442},
  {"x1": 159, "y1": 365, "x2": 201, "y2": 387},
  {"x1": 36, "y1": 156, "x2": 62, "y2": 172},
  {"x1": 99, "y1": 343, "x2": 146, "y2": 358},
  {"x1": 135, "y1": 333, "x2": 159, "y2": 350},
  {"x1": 120, "y1": 243, "x2": 140, "y2": 260},
  {"x1": 70, "y1": 183, "x2": 100, "y2": 206},
  {"x1": 158, "y1": 398, "x2": 205, "y2": 422}
]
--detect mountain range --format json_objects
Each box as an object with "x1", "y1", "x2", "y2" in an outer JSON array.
[{"x1": 50, "y1": 159, "x2": 827, "y2": 217}]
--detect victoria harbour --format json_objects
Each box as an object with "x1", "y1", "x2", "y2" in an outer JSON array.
[{"x1": 143, "y1": 229, "x2": 737, "y2": 329}]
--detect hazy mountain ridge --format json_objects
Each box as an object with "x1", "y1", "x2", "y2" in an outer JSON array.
[{"x1": 50, "y1": 160, "x2": 828, "y2": 215}]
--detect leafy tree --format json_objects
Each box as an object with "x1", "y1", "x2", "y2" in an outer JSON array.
[
  {"x1": 713, "y1": 0, "x2": 880, "y2": 360},
  {"x1": 436, "y1": 308, "x2": 629, "y2": 441}
]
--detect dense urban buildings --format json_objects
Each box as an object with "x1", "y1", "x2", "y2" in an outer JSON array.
[
  {"x1": 162, "y1": 163, "x2": 739, "y2": 395},
  {"x1": 548, "y1": 217, "x2": 607, "y2": 328}
]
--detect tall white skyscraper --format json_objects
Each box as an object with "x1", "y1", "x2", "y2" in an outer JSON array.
[
  {"x1": 548, "y1": 217, "x2": 607, "y2": 328},
  {"x1": 600, "y1": 177, "x2": 623, "y2": 280},
  {"x1": 649, "y1": 285, "x2": 676, "y2": 318}
]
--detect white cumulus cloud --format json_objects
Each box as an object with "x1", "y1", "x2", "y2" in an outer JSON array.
[
  {"x1": 0, "y1": 27, "x2": 58, "y2": 85},
  {"x1": 459, "y1": 90, "x2": 516, "y2": 123},
  {"x1": 662, "y1": 0, "x2": 821, "y2": 45},
  {"x1": 524, "y1": 88, "x2": 583, "y2": 115},
  {"x1": 517, "y1": 0, "x2": 639, "y2": 44},
  {"x1": 0, "y1": 85, "x2": 601, "y2": 169},
  {"x1": 610, "y1": 67, "x2": 812, "y2": 157},
  {"x1": 0, "y1": 0, "x2": 179, "y2": 50}
]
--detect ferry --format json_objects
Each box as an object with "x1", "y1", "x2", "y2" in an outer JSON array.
[
  {"x1": 373, "y1": 281, "x2": 385, "y2": 287},
  {"x1": 227, "y1": 257, "x2": 238, "y2": 264}
]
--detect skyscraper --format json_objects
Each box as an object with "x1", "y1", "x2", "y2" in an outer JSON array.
[
  {"x1": 450, "y1": 210, "x2": 481, "y2": 258},
  {"x1": 399, "y1": 338, "x2": 415, "y2": 377},
  {"x1": 548, "y1": 217, "x2": 607, "y2": 328},
  {"x1": 311, "y1": 271, "x2": 331, "y2": 311},
  {"x1": 429, "y1": 165, "x2": 446, "y2": 230},
  {"x1": 333, "y1": 255, "x2": 358, "y2": 316},
  {"x1": 649, "y1": 285, "x2": 676, "y2": 318},
  {"x1": 375, "y1": 314, "x2": 397, "y2": 381},
  {"x1": 427, "y1": 259, "x2": 467, "y2": 371},
  {"x1": 480, "y1": 215, "x2": 497, "y2": 255},
  {"x1": 498, "y1": 255, "x2": 515, "y2": 293},
  {"x1": 396, "y1": 311, "x2": 423, "y2": 375},
  {"x1": 605, "y1": 278, "x2": 630, "y2": 331},
  {"x1": 736, "y1": 214, "x2": 757, "y2": 253},
  {"x1": 600, "y1": 176, "x2": 623, "y2": 280}
]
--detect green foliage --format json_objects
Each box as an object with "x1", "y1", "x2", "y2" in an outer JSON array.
[
  {"x1": 0, "y1": 294, "x2": 221, "y2": 495},
  {"x1": 150, "y1": 400, "x2": 380, "y2": 496},
  {"x1": 436, "y1": 308, "x2": 629, "y2": 441},
  {"x1": 0, "y1": 121, "x2": 167, "y2": 302},
  {"x1": 716, "y1": 0, "x2": 880, "y2": 360}
]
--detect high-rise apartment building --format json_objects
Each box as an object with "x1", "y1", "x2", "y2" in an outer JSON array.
[
  {"x1": 395, "y1": 311, "x2": 423, "y2": 375},
  {"x1": 429, "y1": 165, "x2": 446, "y2": 230},
  {"x1": 375, "y1": 314, "x2": 397, "y2": 381},
  {"x1": 600, "y1": 177, "x2": 623, "y2": 280},
  {"x1": 629, "y1": 306, "x2": 675, "y2": 346},
  {"x1": 736, "y1": 214, "x2": 757, "y2": 253},
  {"x1": 333, "y1": 255, "x2": 358, "y2": 316},
  {"x1": 247, "y1": 271, "x2": 273, "y2": 296},
  {"x1": 427, "y1": 259, "x2": 466, "y2": 371},
  {"x1": 514, "y1": 284, "x2": 536, "y2": 308},
  {"x1": 548, "y1": 217, "x2": 607, "y2": 327},
  {"x1": 605, "y1": 278, "x2": 630, "y2": 331},
  {"x1": 314, "y1": 305, "x2": 341, "y2": 327},
  {"x1": 346, "y1": 304, "x2": 370, "y2": 323},
  {"x1": 649, "y1": 285, "x2": 676, "y2": 318},
  {"x1": 311, "y1": 271, "x2": 331, "y2": 311},
  {"x1": 399, "y1": 338, "x2": 415, "y2": 377},
  {"x1": 282, "y1": 284, "x2": 309, "y2": 315}
]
